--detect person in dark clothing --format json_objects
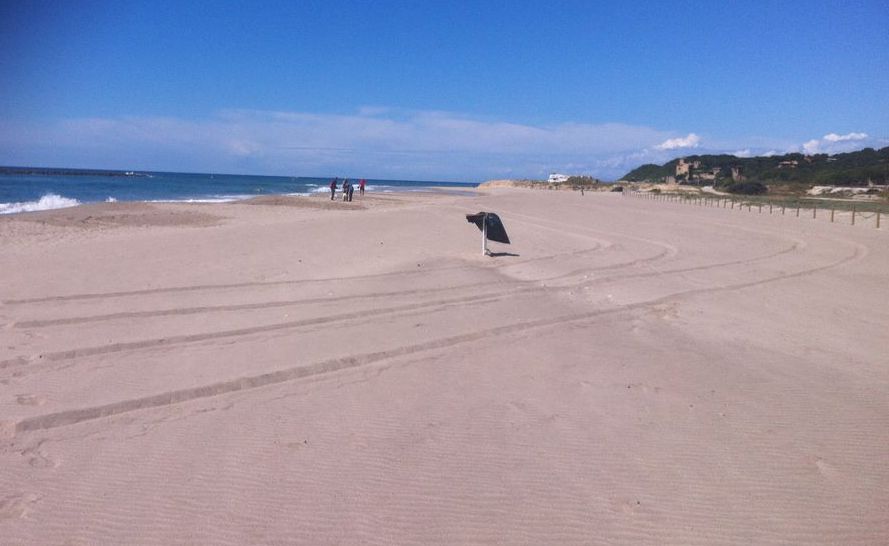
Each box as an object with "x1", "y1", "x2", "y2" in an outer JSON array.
[
  {"x1": 348, "y1": 182, "x2": 355, "y2": 201},
  {"x1": 329, "y1": 178, "x2": 337, "y2": 200},
  {"x1": 342, "y1": 179, "x2": 349, "y2": 201}
]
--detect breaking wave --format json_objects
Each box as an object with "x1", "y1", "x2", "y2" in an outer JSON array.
[{"x1": 0, "y1": 193, "x2": 82, "y2": 215}]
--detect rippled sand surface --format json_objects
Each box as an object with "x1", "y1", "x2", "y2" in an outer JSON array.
[{"x1": 1, "y1": 190, "x2": 887, "y2": 544}]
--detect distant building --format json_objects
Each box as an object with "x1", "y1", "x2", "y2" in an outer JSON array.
[
  {"x1": 778, "y1": 160, "x2": 799, "y2": 169},
  {"x1": 548, "y1": 173, "x2": 570, "y2": 183},
  {"x1": 676, "y1": 159, "x2": 690, "y2": 177},
  {"x1": 697, "y1": 171, "x2": 717, "y2": 181},
  {"x1": 675, "y1": 158, "x2": 701, "y2": 177}
]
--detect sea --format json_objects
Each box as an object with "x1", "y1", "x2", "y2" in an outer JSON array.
[{"x1": 0, "y1": 169, "x2": 478, "y2": 214}]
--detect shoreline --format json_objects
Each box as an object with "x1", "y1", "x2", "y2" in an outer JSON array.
[{"x1": 0, "y1": 184, "x2": 481, "y2": 217}]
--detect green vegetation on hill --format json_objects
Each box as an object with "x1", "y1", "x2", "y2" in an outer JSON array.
[{"x1": 621, "y1": 146, "x2": 889, "y2": 187}]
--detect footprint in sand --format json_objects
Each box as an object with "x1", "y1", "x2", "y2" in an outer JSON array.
[
  {"x1": 610, "y1": 497, "x2": 643, "y2": 515},
  {"x1": 21, "y1": 441, "x2": 58, "y2": 469},
  {"x1": 0, "y1": 420, "x2": 15, "y2": 439},
  {"x1": 16, "y1": 394, "x2": 46, "y2": 406},
  {"x1": 507, "y1": 400, "x2": 529, "y2": 412},
  {"x1": 624, "y1": 382, "x2": 661, "y2": 395},
  {"x1": 647, "y1": 302, "x2": 680, "y2": 321},
  {"x1": 812, "y1": 457, "x2": 841, "y2": 481},
  {"x1": 0, "y1": 493, "x2": 40, "y2": 521}
]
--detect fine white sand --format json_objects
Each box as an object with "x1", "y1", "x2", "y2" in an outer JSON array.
[{"x1": 1, "y1": 189, "x2": 887, "y2": 544}]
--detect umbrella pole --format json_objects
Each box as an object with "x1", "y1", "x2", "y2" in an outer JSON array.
[{"x1": 482, "y1": 216, "x2": 488, "y2": 255}]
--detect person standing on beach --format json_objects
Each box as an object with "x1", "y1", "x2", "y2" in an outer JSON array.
[
  {"x1": 329, "y1": 178, "x2": 337, "y2": 200},
  {"x1": 342, "y1": 179, "x2": 349, "y2": 201},
  {"x1": 348, "y1": 182, "x2": 355, "y2": 202},
  {"x1": 359, "y1": 178, "x2": 366, "y2": 196}
]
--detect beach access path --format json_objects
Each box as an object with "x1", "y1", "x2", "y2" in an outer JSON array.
[{"x1": 1, "y1": 189, "x2": 887, "y2": 544}]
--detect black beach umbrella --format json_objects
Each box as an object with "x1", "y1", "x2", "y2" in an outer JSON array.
[{"x1": 466, "y1": 211, "x2": 510, "y2": 254}]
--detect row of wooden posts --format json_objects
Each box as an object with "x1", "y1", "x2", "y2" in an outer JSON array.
[{"x1": 627, "y1": 191, "x2": 882, "y2": 229}]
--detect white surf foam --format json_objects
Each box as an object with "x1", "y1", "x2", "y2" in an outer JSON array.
[{"x1": 0, "y1": 193, "x2": 82, "y2": 215}]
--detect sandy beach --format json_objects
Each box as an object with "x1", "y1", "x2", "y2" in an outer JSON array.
[{"x1": 1, "y1": 188, "x2": 887, "y2": 544}]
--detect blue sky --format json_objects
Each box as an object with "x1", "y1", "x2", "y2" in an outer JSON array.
[{"x1": 1, "y1": 0, "x2": 887, "y2": 181}]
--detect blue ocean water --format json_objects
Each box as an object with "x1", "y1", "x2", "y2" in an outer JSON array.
[{"x1": 0, "y1": 170, "x2": 477, "y2": 214}]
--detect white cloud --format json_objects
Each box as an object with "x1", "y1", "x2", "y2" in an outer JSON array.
[
  {"x1": 823, "y1": 132, "x2": 868, "y2": 142},
  {"x1": 3, "y1": 111, "x2": 879, "y2": 181},
  {"x1": 802, "y1": 139, "x2": 822, "y2": 154},
  {"x1": 655, "y1": 133, "x2": 701, "y2": 150},
  {"x1": 800, "y1": 131, "x2": 872, "y2": 155},
  {"x1": 0, "y1": 109, "x2": 675, "y2": 181}
]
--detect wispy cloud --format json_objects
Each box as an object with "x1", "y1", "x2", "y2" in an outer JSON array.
[
  {"x1": 2, "y1": 111, "x2": 882, "y2": 181},
  {"x1": 823, "y1": 132, "x2": 868, "y2": 143},
  {"x1": 0, "y1": 109, "x2": 675, "y2": 180},
  {"x1": 801, "y1": 132, "x2": 872, "y2": 154},
  {"x1": 655, "y1": 133, "x2": 701, "y2": 150}
]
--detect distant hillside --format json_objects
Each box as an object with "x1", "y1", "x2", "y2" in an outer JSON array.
[{"x1": 621, "y1": 146, "x2": 889, "y2": 187}]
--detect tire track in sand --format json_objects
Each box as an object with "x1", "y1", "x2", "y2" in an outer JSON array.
[
  {"x1": 0, "y1": 290, "x2": 514, "y2": 369},
  {"x1": 11, "y1": 237, "x2": 864, "y2": 435},
  {"x1": 0, "y1": 234, "x2": 796, "y2": 370},
  {"x1": 12, "y1": 281, "x2": 500, "y2": 329},
  {"x1": 0, "y1": 222, "x2": 815, "y2": 370}
]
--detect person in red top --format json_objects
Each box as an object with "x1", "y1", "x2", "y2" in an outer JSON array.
[{"x1": 359, "y1": 178, "x2": 366, "y2": 196}]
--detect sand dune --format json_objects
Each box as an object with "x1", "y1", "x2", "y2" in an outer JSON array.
[{"x1": 1, "y1": 190, "x2": 887, "y2": 544}]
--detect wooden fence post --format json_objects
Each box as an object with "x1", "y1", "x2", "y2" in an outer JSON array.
[
  {"x1": 769, "y1": 203, "x2": 773, "y2": 214},
  {"x1": 830, "y1": 207, "x2": 834, "y2": 222},
  {"x1": 796, "y1": 206, "x2": 800, "y2": 217},
  {"x1": 851, "y1": 205, "x2": 856, "y2": 226},
  {"x1": 877, "y1": 211, "x2": 881, "y2": 229},
  {"x1": 813, "y1": 204, "x2": 817, "y2": 219},
  {"x1": 758, "y1": 204, "x2": 762, "y2": 213}
]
